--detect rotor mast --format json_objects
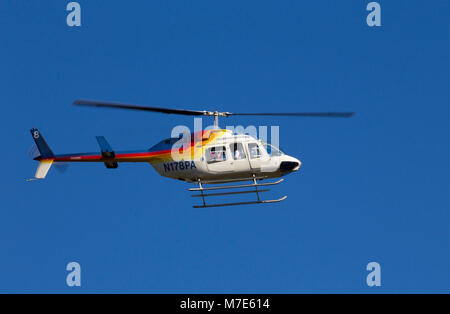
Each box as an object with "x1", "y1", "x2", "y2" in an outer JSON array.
[
  {"x1": 207, "y1": 110, "x2": 230, "y2": 129},
  {"x1": 213, "y1": 113, "x2": 219, "y2": 129}
]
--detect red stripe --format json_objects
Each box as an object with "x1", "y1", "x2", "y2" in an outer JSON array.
[{"x1": 52, "y1": 148, "x2": 180, "y2": 162}]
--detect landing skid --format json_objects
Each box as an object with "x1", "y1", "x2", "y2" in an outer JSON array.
[{"x1": 189, "y1": 175, "x2": 287, "y2": 208}]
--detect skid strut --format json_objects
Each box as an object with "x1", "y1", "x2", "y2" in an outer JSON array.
[{"x1": 190, "y1": 175, "x2": 287, "y2": 208}]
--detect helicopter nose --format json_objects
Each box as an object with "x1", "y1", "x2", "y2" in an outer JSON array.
[
  {"x1": 280, "y1": 157, "x2": 301, "y2": 172},
  {"x1": 280, "y1": 161, "x2": 299, "y2": 172}
]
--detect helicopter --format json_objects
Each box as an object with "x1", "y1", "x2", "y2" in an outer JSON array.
[{"x1": 29, "y1": 99, "x2": 355, "y2": 208}]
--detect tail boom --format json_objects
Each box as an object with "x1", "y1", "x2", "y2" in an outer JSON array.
[{"x1": 28, "y1": 128, "x2": 177, "y2": 180}]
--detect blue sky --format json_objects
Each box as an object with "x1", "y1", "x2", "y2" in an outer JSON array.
[{"x1": 0, "y1": 0, "x2": 449, "y2": 293}]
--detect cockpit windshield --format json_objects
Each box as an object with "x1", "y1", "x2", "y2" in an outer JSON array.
[{"x1": 262, "y1": 142, "x2": 285, "y2": 157}]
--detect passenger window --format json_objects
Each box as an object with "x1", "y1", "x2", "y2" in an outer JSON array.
[
  {"x1": 230, "y1": 143, "x2": 246, "y2": 160},
  {"x1": 206, "y1": 146, "x2": 227, "y2": 163},
  {"x1": 248, "y1": 143, "x2": 261, "y2": 159}
]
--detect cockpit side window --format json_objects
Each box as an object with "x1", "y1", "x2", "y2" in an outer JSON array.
[
  {"x1": 230, "y1": 143, "x2": 246, "y2": 160},
  {"x1": 206, "y1": 146, "x2": 227, "y2": 163}
]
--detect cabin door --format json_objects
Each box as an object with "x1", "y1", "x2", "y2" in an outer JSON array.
[{"x1": 228, "y1": 142, "x2": 251, "y2": 173}]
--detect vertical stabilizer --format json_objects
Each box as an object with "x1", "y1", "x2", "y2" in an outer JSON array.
[
  {"x1": 28, "y1": 128, "x2": 55, "y2": 181},
  {"x1": 30, "y1": 128, "x2": 54, "y2": 158}
]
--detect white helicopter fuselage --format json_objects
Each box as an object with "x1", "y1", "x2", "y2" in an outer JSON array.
[{"x1": 150, "y1": 132, "x2": 301, "y2": 183}]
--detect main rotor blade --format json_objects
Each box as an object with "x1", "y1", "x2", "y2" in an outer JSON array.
[
  {"x1": 73, "y1": 99, "x2": 355, "y2": 118},
  {"x1": 73, "y1": 99, "x2": 208, "y2": 116},
  {"x1": 228, "y1": 112, "x2": 355, "y2": 118}
]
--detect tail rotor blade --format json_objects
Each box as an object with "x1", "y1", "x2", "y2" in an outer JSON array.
[
  {"x1": 28, "y1": 144, "x2": 40, "y2": 159},
  {"x1": 54, "y1": 162, "x2": 69, "y2": 174}
]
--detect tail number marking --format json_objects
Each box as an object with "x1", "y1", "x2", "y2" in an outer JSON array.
[{"x1": 164, "y1": 161, "x2": 196, "y2": 172}]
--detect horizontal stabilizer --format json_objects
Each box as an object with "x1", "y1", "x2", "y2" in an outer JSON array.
[
  {"x1": 95, "y1": 136, "x2": 115, "y2": 158},
  {"x1": 95, "y1": 136, "x2": 118, "y2": 169}
]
